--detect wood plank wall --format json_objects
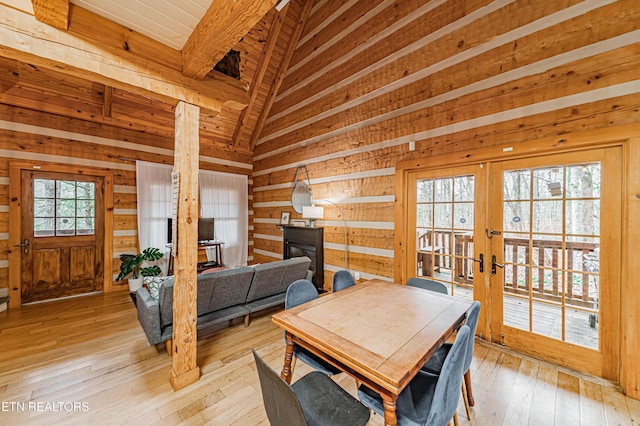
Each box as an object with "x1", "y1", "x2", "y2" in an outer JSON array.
[
  {"x1": 252, "y1": 0, "x2": 640, "y2": 285},
  {"x1": 0, "y1": 104, "x2": 254, "y2": 289}
]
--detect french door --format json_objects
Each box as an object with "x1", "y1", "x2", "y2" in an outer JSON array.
[
  {"x1": 407, "y1": 147, "x2": 621, "y2": 378},
  {"x1": 489, "y1": 148, "x2": 620, "y2": 378},
  {"x1": 407, "y1": 164, "x2": 488, "y2": 304}
]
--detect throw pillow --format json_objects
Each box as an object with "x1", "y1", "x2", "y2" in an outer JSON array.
[{"x1": 144, "y1": 276, "x2": 172, "y2": 301}]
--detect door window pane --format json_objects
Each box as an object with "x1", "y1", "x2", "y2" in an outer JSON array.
[
  {"x1": 566, "y1": 163, "x2": 601, "y2": 198},
  {"x1": 532, "y1": 200, "x2": 562, "y2": 234},
  {"x1": 566, "y1": 200, "x2": 600, "y2": 235},
  {"x1": 454, "y1": 176, "x2": 474, "y2": 202},
  {"x1": 33, "y1": 179, "x2": 95, "y2": 237},
  {"x1": 504, "y1": 170, "x2": 530, "y2": 200},
  {"x1": 454, "y1": 203, "x2": 473, "y2": 230},
  {"x1": 417, "y1": 180, "x2": 433, "y2": 202},
  {"x1": 533, "y1": 166, "x2": 564, "y2": 199},
  {"x1": 434, "y1": 203, "x2": 452, "y2": 228},
  {"x1": 503, "y1": 201, "x2": 530, "y2": 232},
  {"x1": 434, "y1": 178, "x2": 452, "y2": 202}
]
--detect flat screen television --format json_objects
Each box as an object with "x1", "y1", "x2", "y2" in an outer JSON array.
[{"x1": 167, "y1": 218, "x2": 215, "y2": 243}]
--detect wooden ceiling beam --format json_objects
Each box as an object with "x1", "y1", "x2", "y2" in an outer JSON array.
[
  {"x1": 233, "y1": 6, "x2": 288, "y2": 148},
  {"x1": 249, "y1": 0, "x2": 313, "y2": 150},
  {"x1": 181, "y1": 0, "x2": 277, "y2": 80},
  {"x1": 0, "y1": 5, "x2": 248, "y2": 113},
  {"x1": 31, "y1": 0, "x2": 69, "y2": 30}
]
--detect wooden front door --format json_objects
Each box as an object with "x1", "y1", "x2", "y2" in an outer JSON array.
[
  {"x1": 489, "y1": 148, "x2": 621, "y2": 379},
  {"x1": 21, "y1": 171, "x2": 105, "y2": 303}
]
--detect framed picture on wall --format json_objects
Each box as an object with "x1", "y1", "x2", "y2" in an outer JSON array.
[{"x1": 280, "y1": 211, "x2": 290, "y2": 225}]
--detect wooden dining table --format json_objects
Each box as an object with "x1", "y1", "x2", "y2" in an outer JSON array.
[{"x1": 271, "y1": 279, "x2": 473, "y2": 426}]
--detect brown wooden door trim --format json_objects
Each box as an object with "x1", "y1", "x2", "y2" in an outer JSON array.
[{"x1": 9, "y1": 161, "x2": 114, "y2": 308}]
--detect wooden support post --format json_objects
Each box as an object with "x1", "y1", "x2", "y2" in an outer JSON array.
[{"x1": 169, "y1": 101, "x2": 201, "y2": 391}]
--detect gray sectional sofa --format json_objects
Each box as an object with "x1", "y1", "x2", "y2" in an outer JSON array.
[{"x1": 135, "y1": 256, "x2": 312, "y2": 352}]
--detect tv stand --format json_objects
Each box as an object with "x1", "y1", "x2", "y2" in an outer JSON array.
[{"x1": 167, "y1": 239, "x2": 224, "y2": 275}]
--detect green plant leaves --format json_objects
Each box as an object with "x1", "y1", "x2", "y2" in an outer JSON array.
[{"x1": 116, "y1": 248, "x2": 164, "y2": 281}]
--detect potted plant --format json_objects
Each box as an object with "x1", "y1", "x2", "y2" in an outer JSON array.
[{"x1": 116, "y1": 247, "x2": 164, "y2": 292}]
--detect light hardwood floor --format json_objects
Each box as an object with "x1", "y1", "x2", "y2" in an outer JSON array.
[{"x1": 0, "y1": 291, "x2": 638, "y2": 425}]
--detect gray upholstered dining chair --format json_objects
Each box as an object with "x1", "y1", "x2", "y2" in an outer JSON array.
[
  {"x1": 284, "y1": 279, "x2": 341, "y2": 376},
  {"x1": 422, "y1": 301, "x2": 481, "y2": 420},
  {"x1": 358, "y1": 325, "x2": 471, "y2": 426},
  {"x1": 332, "y1": 270, "x2": 355, "y2": 292},
  {"x1": 407, "y1": 277, "x2": 449, "y2": 295},
  {"x1": 252, "y1": 349, "x2": 370, "y2": 426}
]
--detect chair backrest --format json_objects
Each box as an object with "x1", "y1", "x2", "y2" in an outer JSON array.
[
  {"x1": 425, "y1": 325, "x2": 470, "y2": 426},
  {"x1": 406, "y1": 277, "x2": 448, "y2": 295},
  {"x1": 252, "y1": 349, "x2": 307, "y2": 426},
  {"x1": 332, "y1": 270, "x2": 355, "y2": 293},
  {"x1": 462, "y1": 301, "x2": 481, "y2": 373},
  {"x1": 285, "y1": 279, "x2": 318, "y2": 309}
]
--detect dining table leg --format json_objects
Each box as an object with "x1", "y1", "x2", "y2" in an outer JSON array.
[
  {"x1": 382, "y1": 394, "x2": 398, "y2": 426},
  {"x1": 280, "y1": 331, "x2": 295, "y2": 384}
]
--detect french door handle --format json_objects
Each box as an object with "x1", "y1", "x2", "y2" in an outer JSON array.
[
  {"x1": 471, "y1": 254, "x2": 484, "y2": 273},
  {"x1": 16, "y1": 239, "x2": 29, "y2": 254},
  {"x1": 491, "y1": 255, "x2": 503, "y2": 275}
]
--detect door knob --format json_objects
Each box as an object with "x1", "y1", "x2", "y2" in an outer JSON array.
[{"x1": 491, "y1": 255, "x2": 503, "y2": 275}]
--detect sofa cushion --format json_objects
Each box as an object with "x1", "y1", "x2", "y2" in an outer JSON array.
[
  {"x1": 158, "y1": 267, "x2": 254, "y2": 328},
  {"x1": 282, "y1": 257, "x2": 313, "y2": 290},
  {"x1": 245, "y1": 257, "x2": 311, "y2": 304},
  {"x1": 244, "y1": 262, "x2": 285, "y2": 304},
  {"x1": 196, "y1": 266, "x2": 254, "y2": 314}
]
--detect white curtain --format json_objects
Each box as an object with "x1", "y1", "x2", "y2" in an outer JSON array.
[
  {"x1": 136, "y1": 161, "x2": 172, "y2": 275},
  {"x1": 199, "y1": 170, "x2": 248, "y2": 267},
  {"x1": 136, "y1": 161, "x2": 249, "y2": 273}
]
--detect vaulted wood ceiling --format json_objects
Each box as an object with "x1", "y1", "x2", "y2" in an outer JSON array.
[{"x1": 0, "y1": 0, "x2": 310, "y2": 154}]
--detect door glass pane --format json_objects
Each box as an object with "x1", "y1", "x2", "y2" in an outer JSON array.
[
  {"x1": 34, "y1": 218, "x2": 54, "y2": 237},
  {"x1": 566, "y1": 200, "x2": 600, "y2": 235},
  {"x1": 454, "y1": 176, "x2": 474, "y2": 201},
  {"x1": 417, "y1": 180, "x2": 433, "y2": 202},
  {"x1": 504, "y1": 295, "x2": 529, "y2": 331},
  {"x1": 33, "y1": 179, "x2": 95, "y2": 237},
  {"x1": 34, "y1": 199, "x2": 54, "y2": 217},
  {"x1": 567, "y1": 164, "x2": 601, "y2": 198},
  {"x1": 56, "y1": 180, "x2": 76, "y2": 198},
  {"x1": 501, "y1": 162, "x2": 601, "y2": 349},
  {"x1": 504, "y1": 170, "x2": 530, "y2": 200},
  {"x1": 532, "y1": 301, "x2": 562, "y2": 338},
  {"x1": 503, "y1": 201, "x2": 530, "y2": 232},
  {"x1": 56, "y1": 199, "x2": 76, "y2": 217},
  {"x1": 434, "y1": 204, "x2": 452, "y2": 228},
  {"x1": 34, "y1": 179, "x2": 54, "y2": 198},
  {"x1": 417, "y1": 204, "x2": 433, "y2": 228},
  {"x1": 532, "y1": 200, "x2": 562, "y2": 233},
  {"x1": 434, "y1": 178, "x2": 452, "y2": 202},
  {"x1": 454, "y1": 203, "x2": 473, "y2": 230},
  {"x1": 533, "y1": 166, "x2": 564, "y2": 199},
  {"x1": 415, "y1": 174, "x2": 475, "y2": 299}
]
